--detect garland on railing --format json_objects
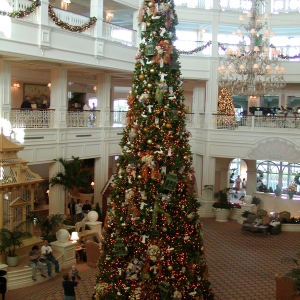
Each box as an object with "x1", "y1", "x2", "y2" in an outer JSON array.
[
  {"x1": 48, "y1": 5, "x2": 97, "y2": 33},
  {"x1": 0, "y1": 0, "x2": 40, "y2": 18},
  {"x1": 178, "y1": 41, "x2": 212, "y2": 54}
]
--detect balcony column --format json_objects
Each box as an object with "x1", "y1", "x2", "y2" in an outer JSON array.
[
  {"x1": 90, "y1": 0, "x2": 103, "y2": 38},
  {"x1": 192, "y1": 85, "x2": 205, "y2": 127},
  {"x1": 203, "y1": 156, "x2": 216, "y2": 201},
  {"x1": 205, "y1": 58, "x2": 219, "y2": 129},
  {"x1": 50, "y1": 67, "x2": 68, "y2": 128},
  {"x1": 133, "y1": 0, "x2": 144, "y2": 46},
  {"x1": 96, "y1": 74, "x2": 111, "y2": 127},
  {"x1": 0, "y1": 59, "x2": 11, "y2": 121}
]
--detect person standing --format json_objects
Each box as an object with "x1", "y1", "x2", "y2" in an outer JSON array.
[
  {"x1": 62, "y1": 272, "x2": 79, "y2": 300},
  {"x1": 21, "y1": 96, "x2": 32, "y2": 109},
  {"x1": 75, "y1": 199, "x2": 83, "y2": 222},
  {"x1": 82, "y1": 200, "x2": 92, "y2": 218},
  {"x1": 68, "y1": 198, "x2": 76, "y2": 224},
  {"x1": 40, "y1": 240, "x2": 60, "y2": 276},
  {"x1": 242, "y1": 178, "x2": 247, "y2": 190},
  {"x1": 28, "y1": 245, "x2": 47, "y2": 281},
  {"x1": 235, "y1": 175, "x2": 242, "y2": 191}
]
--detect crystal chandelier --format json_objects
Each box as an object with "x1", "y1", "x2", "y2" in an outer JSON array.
[{"x1": 218, "y1": 0, "x2": 286, "y2": 97}]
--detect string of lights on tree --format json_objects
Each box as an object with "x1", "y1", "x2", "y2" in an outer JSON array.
[
  {"x1": 0, "y1": 0, "x2": 40, "y2": 18},
  {"x1": 93, "y1": 0, "x2": 214, "y2": 299},
  {"x1": 48, "y1": 5, "x2": 97, "y2": 33}
]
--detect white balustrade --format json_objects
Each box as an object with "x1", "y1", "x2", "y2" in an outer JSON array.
[
  {"x1": 10, "y1": 109, "x2": 54, "y2": 128},
  {"x1": 111, "y1": 111, "x2": 127, "y2": 127},
  {"x1": 102, "y1": 22, "x2": 136, "y2": 46},
  {"x1": 67, "y1": 110, "x2": 100, "y2": 127},
  {"x1": 174, "y1": 0, "x2": 210, "y2": 8}
]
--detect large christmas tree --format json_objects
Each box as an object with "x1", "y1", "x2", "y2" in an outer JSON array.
[{"x1": 93, "y1": 1, "x2": 213, "y2": 299}]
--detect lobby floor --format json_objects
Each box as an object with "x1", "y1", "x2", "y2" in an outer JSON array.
[{"x1": 6, "y1": 217, "x2": 299, "y2": 300}]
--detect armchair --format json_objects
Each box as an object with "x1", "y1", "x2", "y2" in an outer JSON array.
[{"x1": 85, "y1": 240, "x2": 101, "y2": 267}]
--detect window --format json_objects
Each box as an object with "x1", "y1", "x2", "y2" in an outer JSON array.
[{"x1": 256, "y1": 160, "x2": 300, "y2": 193}]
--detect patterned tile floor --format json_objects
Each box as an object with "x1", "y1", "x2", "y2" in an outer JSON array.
[{"x1": 6, "y1": 218, "x2": 300, "y2": 300}]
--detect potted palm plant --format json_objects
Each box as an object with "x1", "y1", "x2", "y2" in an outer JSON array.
[
  {"x1": 25, "y1": 211, "x2": 66, "y2": 243},
  {"x1": 212, "y1": 188, "x2": 234, "y2": 222},
  {"x1": 49, "y1": 156, "x2": 93, "y2": 199},
  {"x1": 0, "y1": 223, "x2": 32, "y2": 267}
]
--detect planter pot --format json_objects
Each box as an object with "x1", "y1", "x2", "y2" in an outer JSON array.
[
  {"x1": 229, "y1": 208, "x2": 242, "y2": 220},
  {"x1": 281, "y1": 224, "x2": 300, "y2": 232},
  {"x1": 244, "y1": 195, "x2": 252, "y2": 205},
  {"x1": 7, "y1": 255, "x2": 19, "y2": 267},
  {"x1": 214, "y1": 209, "x2": 231, "y2": 222}
]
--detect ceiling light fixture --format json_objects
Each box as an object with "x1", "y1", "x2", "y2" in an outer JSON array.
[{"x1": 218, "y1": 0, "x2": 285, "y2": 97}]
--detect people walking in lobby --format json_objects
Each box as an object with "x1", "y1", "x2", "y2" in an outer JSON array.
[
  {"x1": 82, "y1": 200, "x2": 92, "y2": 218},
  {"x1": 68, "y1": 198, "x2": 76, "y2": 224},
  {"x1": 242, "y1": 178, "x2": 247, "y2": 190},
  {"x1": 235, "y1": 175, "x2": 242, "y2": 191},
  {"x1": 75, "y1": 199, "x2": 83, "y2": 221}
]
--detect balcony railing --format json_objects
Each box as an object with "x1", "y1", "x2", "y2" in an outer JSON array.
[
  {"x1": 10, "y1": 109, "x2": 54, "y2": 128},
  {"x1": 211, "y1": 114, "x2": 300, "y2": 132},
  {"x1": 67, "y1": 110, "x2": 100, "y2": 127},
  {"x1": 111, "y1": 111, "x2": 127, "y2": 127},
  {"x1": 102, "y1": 22, "x2": 137, "y2": 46}
]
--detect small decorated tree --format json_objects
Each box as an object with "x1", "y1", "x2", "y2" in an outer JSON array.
[
  {"x1": 217, "y1": 88, "x2": 237, "y2": 128},
  {"x1": 93, "y1": 1, "x2": 214, "y2": 299}
]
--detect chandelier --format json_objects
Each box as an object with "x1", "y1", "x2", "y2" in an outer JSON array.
[{"x1": 218, "y1": 0, "x2": 286, "y2": 97}]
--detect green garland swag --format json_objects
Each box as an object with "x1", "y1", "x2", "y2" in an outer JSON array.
[
  {"x1": 178, "y1": 41, "x2": 212, "y2": 55},
  {"x1": 48, "y1": 5, "x2": 97, "y2": 33},
  {"x1": 0, "y1": 0, "x2": 40, "y2": 18}
]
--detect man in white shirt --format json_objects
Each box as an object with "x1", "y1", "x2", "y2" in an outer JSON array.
[{"x1": 40, "y1": 240, "x2": 60, "y2": 276}]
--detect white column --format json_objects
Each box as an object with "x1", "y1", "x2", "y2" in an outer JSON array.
[
  {"x1": 96, "y1": 74, "x2": 111, "y2": 127},
  {"x1": 243, "y1": 160, "x2": 257, "y2": 196},
  {"x1": 203, "y1": 156, "x2": 216, "y2": 199},
  {"x1": 90, "y1": 0, "x2": 103, "y2": 38},
  {"x1": 0, "y1": 59, "x2": 11, "y2": 121},
  {"x1": 50, "y1": 68, "x2": 68, "y2": 128},
  {"x1": 49, "y1": 161, "x2": 66, "y2": 215},
  {"x1": 205, "y1": 59, "x2": 219, "y2": 128},
  {"x1": 94, "y1": 157, "x2": 102, "y2": 205}
]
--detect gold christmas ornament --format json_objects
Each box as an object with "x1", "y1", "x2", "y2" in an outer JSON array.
[
  {"x1": 162, "y1": 227, "x2": 168, "y2": 232},
  {"x1": 165, "y1": 123, "x2": 172, "y2": 129},
  {"x1": 139, "y1": 74, "x2": 145, "y2": 80},
  {"x1": 147, "y1": 83, "x2": 152, "y2": 88},
  {"x1": 147, "y1": 139, "x2": 153, "y2": 145},
  {"x1": 148, "y1": 2, "x2": 153, "y2": 7},
  {"x1": 183, "y1": 155, "x2": 189, "y2": 160},
  {"x1": 150, "y1": 68, "x2": 155, "y2": 73},
  {"x1": 143, "y1": 127, "x2": 149, "y2": 132},
  {"x1": 167, "y1": 265, "x2": 173, "y2": 271},
  {"x1": 137, "y1": 175, "x2": 142, "y2": 180}
]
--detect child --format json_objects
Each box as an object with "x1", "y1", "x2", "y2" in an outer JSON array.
[{"x1": 70, "y1": 265, "x2": 81, "y2": 281}]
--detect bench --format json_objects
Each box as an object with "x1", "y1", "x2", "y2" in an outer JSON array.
[{"x1": 6, "y1": 249, "x2": 63, "y2": 290}]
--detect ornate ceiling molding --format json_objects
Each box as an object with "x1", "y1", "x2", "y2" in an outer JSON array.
[{"x1": 247, "y1": 138, "x2": 300, "y2": 162}]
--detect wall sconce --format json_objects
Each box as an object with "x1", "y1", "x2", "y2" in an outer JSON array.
[
  {"x1": 70, "y1": 231, "x2": 79, "y2": 243},
  {"x1": 93, "y1": 86, "x2": 97, "y2": 92},
  {"x1": 47, "y1": 83, "x2": 51, "y2": 88},
  {"x1": 91, "y1": 182, "x2": 95, "y2": 188},
  {"x1": 61, "y1": 0, "x2": 71, "y2": 10},
  {"x1": 12, "y1": 83, "x2": 20, "y2": 89},
  {"x1": 106, "y1": 12, "x2": 114, "y2": 22}
]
